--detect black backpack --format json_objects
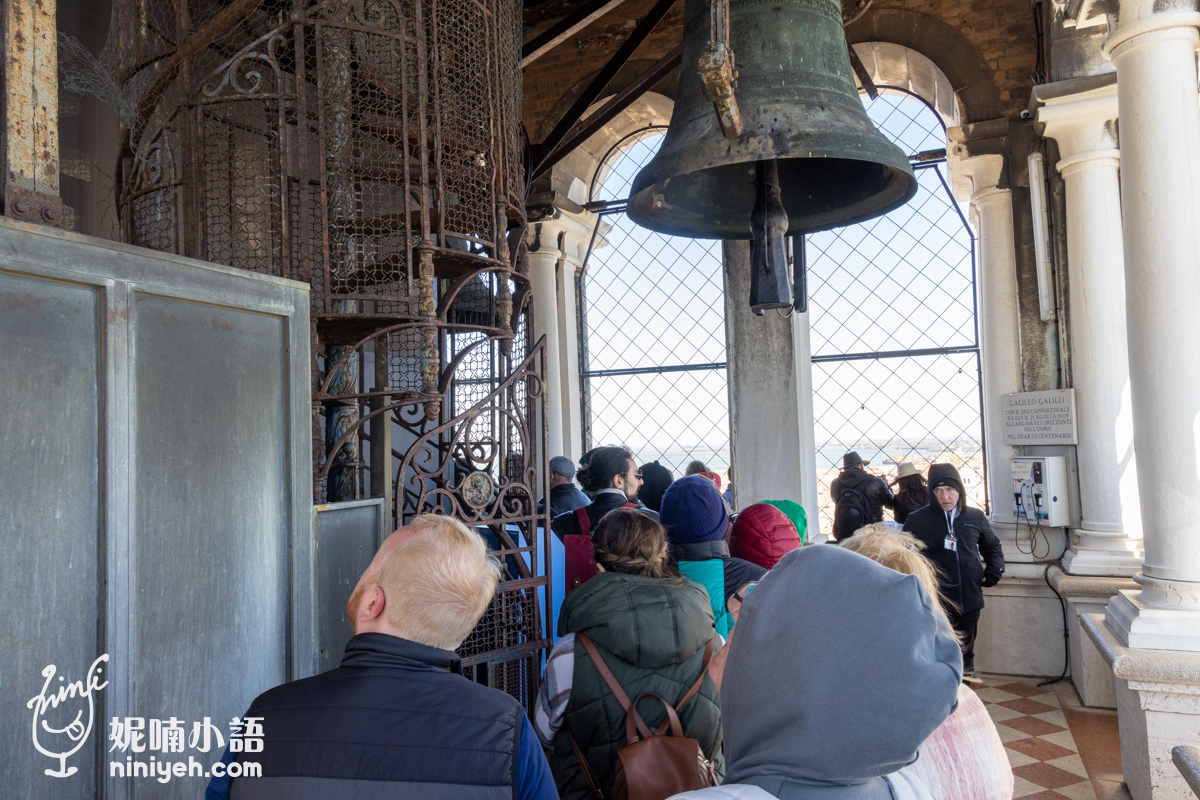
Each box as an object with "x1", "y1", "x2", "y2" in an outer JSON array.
[{"x1": 833, "y1": 485, "x2": 874, "y2": 541}]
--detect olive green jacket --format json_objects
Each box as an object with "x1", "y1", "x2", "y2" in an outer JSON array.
[{"x1": 550, "y1": 571, "x2": 724, "y2": 800}]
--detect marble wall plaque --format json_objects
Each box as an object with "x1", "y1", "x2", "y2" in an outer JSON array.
[{"x1": 1003, "y1": 389, "x2": 1078, "y2": 445}]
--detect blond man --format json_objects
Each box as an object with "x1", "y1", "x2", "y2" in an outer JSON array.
[{"x1": 212, "y1": 515, "x2": 557, "y2": 800}]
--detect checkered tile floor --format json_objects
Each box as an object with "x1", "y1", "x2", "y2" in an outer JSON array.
[{"x1": 974, "y1": 675, "x2": 1128, "y2": 800}]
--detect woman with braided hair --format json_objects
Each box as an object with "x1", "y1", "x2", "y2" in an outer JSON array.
[{"x1": 533, "y1": 509, "x2": 724, "y2": 800}]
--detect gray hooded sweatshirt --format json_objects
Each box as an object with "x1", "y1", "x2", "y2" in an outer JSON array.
[{"x1": 698, "y1": 545, "x2": 962, "y2": 800}]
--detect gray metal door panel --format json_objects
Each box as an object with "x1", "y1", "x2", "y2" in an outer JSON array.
[
  {"x1": 0, "y1": 270, "x2": 101, "y2": 800},
  {"x1": 130, "y1": 295, "x2": 290, "y2": 758},
  {"x1": 0, "y1": 218, "x2": 314, "y2": 800},
  {"x1": 314, "y1": 500, "x2": 386, "y2": 671}
]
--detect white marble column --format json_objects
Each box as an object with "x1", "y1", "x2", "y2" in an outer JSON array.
[
  {"x1": 1038, "y1": 83, "x2": 1144, "y2": 577},
  {"x1": 1080, "y1": 11, "x2": 1200, "y2": 798},
  {"x1": 554, "y1": 213, "x2": 599, "y2": 461},
  {"x1": 1099, "y1": 10, "x2": 1200, "y2": 653},
  {"x1": 526, "y1": 225, "x2": 565, "y2": 460},
  {"x1": 525, "y1": 210, "x2": 599, "y2": 460},
  {"x1": 948, "y1": 143, "x2": 1022, "y2": 539}
]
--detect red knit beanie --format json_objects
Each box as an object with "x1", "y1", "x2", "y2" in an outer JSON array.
[{"x1": 729, "y1": 502, "x2": 802, "y2": 570}]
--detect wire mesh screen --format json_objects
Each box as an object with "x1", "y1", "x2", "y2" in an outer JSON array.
[
  {"x1": 807, "y1": 91, "x2": 985, "y2": 533},
  {"x1": 581, "y1": 130, "x2": 730, "y2": 477}
]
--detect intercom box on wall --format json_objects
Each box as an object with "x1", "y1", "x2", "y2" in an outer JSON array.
[{"x1": 1011, "y1": 456, "x2": 1069, "y2": 527}]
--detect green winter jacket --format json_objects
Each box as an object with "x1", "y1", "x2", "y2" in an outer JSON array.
[{"x1": 550, "y1": 571, "x2": 724, "y2": 800}]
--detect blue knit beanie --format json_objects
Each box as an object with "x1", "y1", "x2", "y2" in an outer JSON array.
[{"x1": 659, "y1": 474, "x2": 729, "y2": 544}]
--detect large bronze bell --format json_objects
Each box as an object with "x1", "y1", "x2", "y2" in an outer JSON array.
[{"x1": 627, "y1": 0, "x2": 917, "y2": 243}]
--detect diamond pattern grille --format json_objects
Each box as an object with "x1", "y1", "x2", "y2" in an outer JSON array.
[
  {"x1": 809, "y1": 93, "x2": 985, "y2": 532},
  {"x1": 583, "y1": 370, "x2": 731, "y2": 476},
  {"x1": 813, "y1": 353, "x2": 987, "y2": 530},
  {"x1": 808, "y1": 166, "x2": 975, "y2": 357},
  {"x1": 581, "y1": 131, "x2": 729, "y2": 472}
]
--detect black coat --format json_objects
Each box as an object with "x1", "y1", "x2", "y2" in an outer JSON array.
[
  {"x1": 537, "y1": 482, "x2": 590, "y2": 520},
  {"x1": 902, "y1": 465, "x2": 1004, "y2": 614},
  {"x1": 550, "y1": 490, "x2": 658, "y2": 541},
  {"x1": 830, "y1": 467, "x2": 894, "y2": 537},
  {"x1": 892, "y1": 489, "x2": 927, "y2": 525}
]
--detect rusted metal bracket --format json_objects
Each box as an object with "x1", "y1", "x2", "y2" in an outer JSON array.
[
  {"x1": 697, "y1": 0, "x2": 742, "y2": 138},
  {"x1": 4, "y1": 184, "x2": 64, "y2": 226},
  {"x1": 5, "y1": 0, "x2": 62, "y2": 227}
]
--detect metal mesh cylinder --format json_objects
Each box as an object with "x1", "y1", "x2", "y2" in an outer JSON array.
[{"x1": 115, "y1": 0, "x2": 525, "y2": 320}]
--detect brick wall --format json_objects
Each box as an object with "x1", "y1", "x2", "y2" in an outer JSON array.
[{"x1": 878, "y1": 0, "x2": 1040, "y2": 115}]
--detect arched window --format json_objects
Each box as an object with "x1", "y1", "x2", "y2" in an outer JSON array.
[
  {"x1": 578, "y1": 129, "x2": 730, "y2": 479},
  {"x1": 807, "y1": 90, "x2": 984, "y2": 530}
]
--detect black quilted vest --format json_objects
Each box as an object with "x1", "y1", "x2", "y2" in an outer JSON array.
[{"x1": 229, "y1": 633, "x2": 522, "y2": 800}]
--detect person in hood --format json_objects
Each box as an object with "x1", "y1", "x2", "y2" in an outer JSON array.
[
  {"x1": 837, "y1": 530, "x2": 1014, "y2": 800},
  {"x1": 830, "y1": 451, "x2": 894, "y2": 540},
  {"x1": 551, "y1": 445, "x2": 657, "y2": 541},
  {"x1": 729, "y1": 502, "x2": 803, "y2": 570},
  {"x1": 659, "y1": 475, "x2": 766, "y2": 637},
  {"x1": 762, "y1": 498, "x2": 808, "y2": 543},
  {"x1": 532, "y1": 509, "x2": 723, "y2": 800},
  {"x1": 671, "y1": 544, "x2": 962, "y2": 800},
  {"x1": 902, "y1": 463, "x2": 1004, "y2": 676},
  {"x1": 637, "y1": 460, "x2": 675, "y2": 511}
]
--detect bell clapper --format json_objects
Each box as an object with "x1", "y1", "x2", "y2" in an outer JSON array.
[{"x1": 748, "y1": 159, "x2": 794, "y2": 312}]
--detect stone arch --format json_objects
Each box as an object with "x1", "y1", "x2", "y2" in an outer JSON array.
[
  {"x1": 845, "y1": 8, "x2": 1003, "y2": 123},
  {"x1": 533, "y1": 86, "x2": 674, "y2": 209},
  {"x1": 850, "y1": 42, "x2": 962, "y2": 129}
]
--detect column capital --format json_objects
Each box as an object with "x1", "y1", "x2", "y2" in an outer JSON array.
[
  {"x1": 1104, "y1": 9, "x2": 1200, "y2": 59},
  {"x1": 1036, "y1": 81, "x2": 1119, "y2": 162},
  {"x1": 946, "y1": 120, "x2": 1010, "y2": 203},
  {"x1": 525, "y1": 207, "x2": 603, "y2": 266}
]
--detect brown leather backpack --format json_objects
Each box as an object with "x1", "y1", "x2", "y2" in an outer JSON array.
[{"x1": 569, "y1": 633, "x2": 718, "y2": 800}]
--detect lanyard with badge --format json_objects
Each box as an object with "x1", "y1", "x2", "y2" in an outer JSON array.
[{"x1": 944, "y1": 512, "x2": 957, "y2": 552}]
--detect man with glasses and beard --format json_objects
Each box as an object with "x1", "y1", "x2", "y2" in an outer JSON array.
[{"x1": 550, "y1": 445, "x2": 657, "y2": 541}]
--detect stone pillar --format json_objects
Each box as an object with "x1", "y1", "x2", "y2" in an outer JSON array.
[
  {"x1": 554, "y1": 213, "x2": 598, "y2": 461},
  {"x1": 948, "y1": 133, "x2": 1021, "y2": 538},
  {"x1": 950, "y1": 130, "x2": 1075, "y2": 677},
  {"x1": 1100, "y1": 10, "x2": 1200, "y2": 654},
  {"x1": 724, "y1": 241, "x2": 820, "y2": 535},
  {"x1": 1037, "y1": 81, "x2": 1144, "y2": 577},
  {"x1": 525, "y1": 209, "x2": 598, "y2": 461},
  {"x1": 1079, "y1": 10, "x2": 1200, "y2": 799}
]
